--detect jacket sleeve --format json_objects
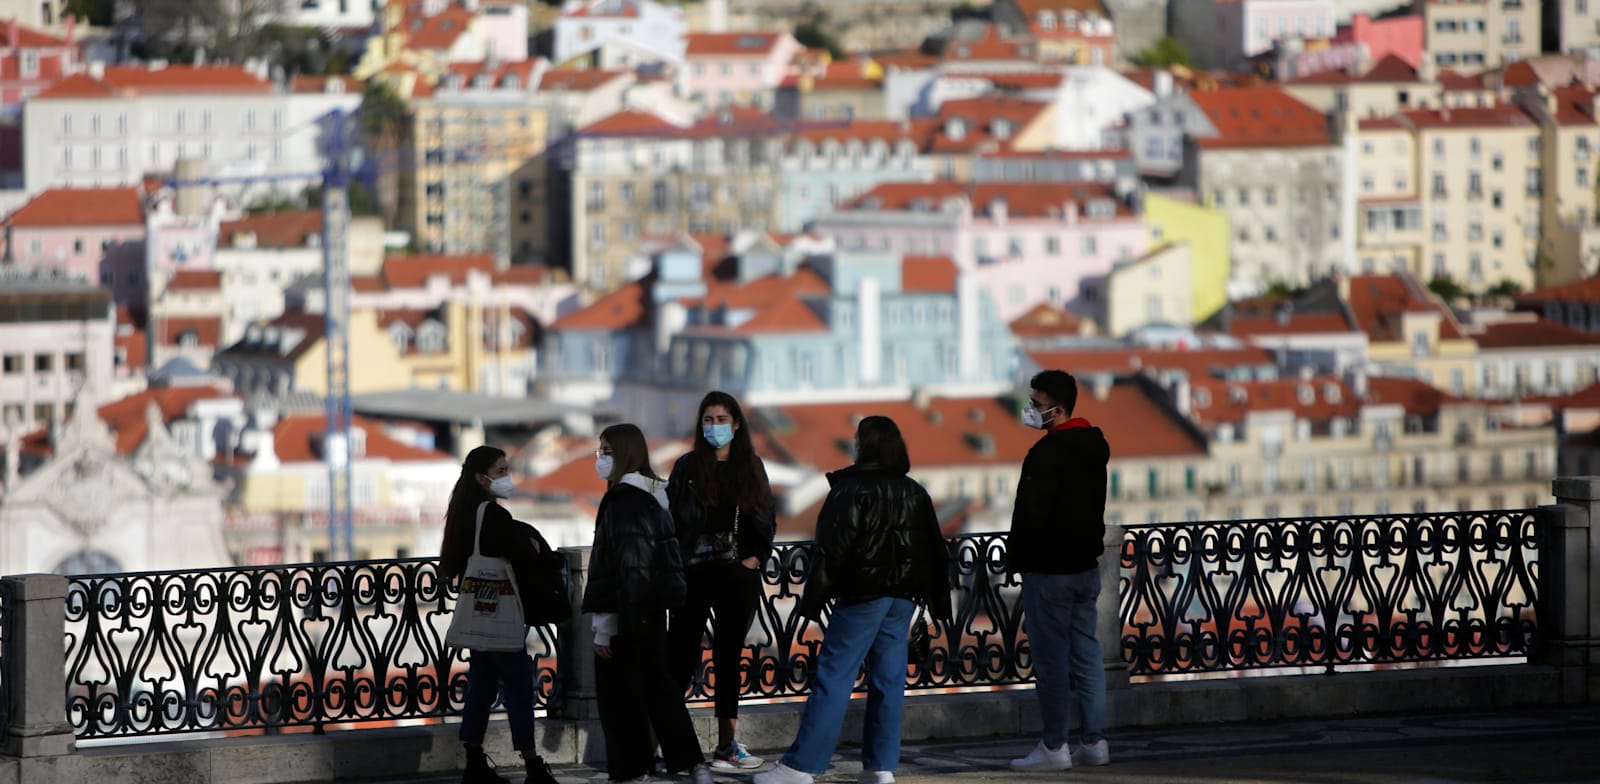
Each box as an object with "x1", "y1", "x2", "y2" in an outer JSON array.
[
  {"x1": 798, "y1": 484, "x2": 860, "y2": 621},
  {"x1": 581, "y1": 498, "x2": 617, "y2": 614},
  {"x1": 741, "y1": 457, "x2": 778, "y2": 564},
  {"x1": 611, "y1": 494, "x2": 661, "y2": 627},
  {"x1": 666, "y1": 454, "x2": 696, "y2": 552},
  {"x1": 917, "y1": 488, "x2": 954, "y2": 623}
]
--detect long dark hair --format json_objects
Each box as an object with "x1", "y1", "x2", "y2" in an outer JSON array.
[
  {"x1": 439, "y1": 445, "x2": 506, "y2": 580},
  {"x1": 855, "y1": 415, "x2": 911, "y2": 475},
  {"x1": 685, "y1": 391, "x2": 772, "y2": 511},
  {"x1": 601, "y1": 423, "x2": 658, "y2": 488}
]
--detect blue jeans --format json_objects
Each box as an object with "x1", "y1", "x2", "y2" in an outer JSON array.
[
  {"x1": 1021, "y1": 569, "x2": 1107, "y2": 748},
  {"x1": 459, "y1": 649, "x2": 538, "y2": 750},
  {"x1": 782, "y1": 596, "x2": 915, "y2": 775}
]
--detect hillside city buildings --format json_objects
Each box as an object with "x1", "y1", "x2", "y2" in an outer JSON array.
[{"x1": 3, "y1": 0, "x2": 1600, "y2": 573}]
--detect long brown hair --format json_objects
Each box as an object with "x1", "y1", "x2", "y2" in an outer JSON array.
[
  {"x1": 685, "y1": 390, "x2": 772, "y2": 511},
  {"x1": 439, "y1": 445, "x2": 505, "y2": 580},
  {"x1": 600, "y1": 423, "x2": 658, "y2": 488}
]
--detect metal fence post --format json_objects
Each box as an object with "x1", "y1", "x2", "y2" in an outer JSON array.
[
  {"x1": 552, "y1": 546, "x2": 598, "y2": 720},
  {"x1": 0, "y1": 574, "x2": 74, "y2": 758},
  {"x1": 1100, "y1": 523, "x2": 1130, "y2": 690},
  {"x1": 1541, "y1": 477, "x2": 1600, "y2": 704}
]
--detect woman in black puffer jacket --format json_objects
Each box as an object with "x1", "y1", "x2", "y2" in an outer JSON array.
[
  {"x1": 754, "y1": 415, "x2": 953, "y2": 784},
  {"x1": 582, "y1": 423, "x2": 713, "y2": 784}
]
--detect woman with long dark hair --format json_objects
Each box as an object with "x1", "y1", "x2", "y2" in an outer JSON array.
[
  {"x1": 665, "y1": 391, "x2": 776, "y2": 769},
  {"x1": 439, "y1": 445, "x2": 559, "y2": 784},
  {"x1": 584, "y1": 424, "x2": 714, "y2": 784},
  {"x1": 754, "y1": 416, "x2": 953, "y2": 784}
]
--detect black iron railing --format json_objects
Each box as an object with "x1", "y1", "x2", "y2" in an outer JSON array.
[
  {"x1": 0, "y1": 577, "x2": 12, "y2": 736},
  {"x1": 682, "y1": 533, "x2": 1029, "y2": 704},
  {"x1": 63, "y1": 559, "x2": 558, "y2": 740},
  {"x1": 1120, "y1": 510, "x2": 1543, "y2": 676}
]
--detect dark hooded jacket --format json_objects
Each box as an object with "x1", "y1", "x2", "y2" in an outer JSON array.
[
  {"x1": 797, "y1": 464, "x2": 952, "y2": 622},
  {"x1": 1008, "y1": 420, "x2": 1110, "y2": 576},
  {"x1": 582, "y1": 473, "x2": 686, "y2": 626},
  {"x1": 666, "y1": 452, "x2": 777, "y2": 564}
]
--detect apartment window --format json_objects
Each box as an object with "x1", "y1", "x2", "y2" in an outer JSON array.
[
  {"x1": 1237, "y1": 187, "x2": 1250, "y2": 205},
  {"x1": 1525, "y1": 450, "x2": 1539, "y2": 479},
  {"x1": 620, "y1": 182, "x2": 635, "y2": 203},
  {"x1": 34, "y1": 354, "x2": 53, "y2": 372},
  {"x1": 1, "y1": 354, "x2": 21, "y2": 374},
  {"x1": 651, "y1": 181, "x2": 668, "y2": 210},
  {"x1": 1492, "y1": 153, "x2": 1505, "y2": 171},
  {"x1": 1432, "y1": 173, "x2": 1447, "y2": 198},
  {"x1": 1469, "y1": 137, "x2": 1481, "y2": 159},
  {"x1": 589, "y1": 223, "x2": 605, "y2": 249},
  {"x1": 1263, "y1": 187, "x2": 1276, "y2": 206},
  {"x1": 1581, "y1": 168, "x2": 1592, "y2": 188},
  {"x1": 1081, "y1": 235, "x2": 1097, "y2": 254},
  {"x1": 64, "y1": 352, "x2": 84, "y2": 372},
  {"x1": 1457, "y1": 454, "x2": 1471, "y2": 482},
  {"x1": 1045, "y1": 236, "x2": 1060, "y2": 255},
  {"x1": 1433, "y1": 139, "x2": 1445, "y2": 158}
]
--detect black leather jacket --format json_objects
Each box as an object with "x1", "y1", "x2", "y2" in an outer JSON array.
[
  {"x1": 666, "y1": 453, "x2": 778, "y2": 564},
  {"x1": 581, "y1": 478, "x2": 686, "y2": 625},
  {"x1": 798, "y1": 464, "x2": 953, "y2": 622}
]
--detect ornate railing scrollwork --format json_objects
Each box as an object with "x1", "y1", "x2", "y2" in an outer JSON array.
[
  {"x1": 63, "y1": 559, "x2": 557, "y2": 740},
  {"x1": 1119, "y1": 511, "x2": 1543, "y2": 676}
]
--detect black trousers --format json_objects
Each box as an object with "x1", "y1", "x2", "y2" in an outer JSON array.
[
  {"x1": 668, "y1": 561, "x2": 762, "y2": 719},
  {"x1": 594, "y1": 616, "x2": 704, "y2": 780}
]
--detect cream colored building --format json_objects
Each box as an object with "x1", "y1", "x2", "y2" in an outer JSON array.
[
  {"x1": 1354, "y1": 104, "x2": 1542, "y2": 290},
  {"x1": 1515, "y1": 84, "x2": 1600, "y2": 286},
  {"x1": 1284, "y1": 55, "x2": 1442, "y2": 119},
  {"x1": 1543, "y1": 0, "x2": 1600, "y2": 54},
  {"x1": 1421, "y1": 0, "x2": 1541, "y2": 71},
  {"x1": 1191, "y1": 143, "x2": 1347, "y2": 287},
  {"x1": 1106, "y1": 243, "x2": 1194, "y2": 336}
]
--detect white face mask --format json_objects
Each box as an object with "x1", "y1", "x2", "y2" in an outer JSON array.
[
  {"x1": 487, "y1": 474, "x2": 515, "y2": 498},
  {"x1": 594, "y1": 454, "x2": 615, "y2": 481},
  {"x1": 1022, "y1": 404, "x2": 1055, "y2": 430}
]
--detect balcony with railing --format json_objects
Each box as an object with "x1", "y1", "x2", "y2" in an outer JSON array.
[{"x1": 3, "y1": 478, "x2": 1600, "y2": 782}]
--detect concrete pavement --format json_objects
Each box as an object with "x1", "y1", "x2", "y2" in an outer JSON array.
[{"x1": 365, "y1": 704, "x2": 1600, "y2": 783}]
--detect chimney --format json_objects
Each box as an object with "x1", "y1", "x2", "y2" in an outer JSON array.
[
  {"x1": 1172, "y1": 376, "x2": 1191, "y2": 416},
  {"x1": 1091, "y1": 374, "x2": 1113, "y2": 401},
  {"x1": 858, "y1": 274, "x2": 882, "y2": 384},
  {"x1": 1153, "y1": 69, "x2": 1174, "y2": 98},
  {"x1": 6, "y1": 19, "x2": 16, "y2": 50},
  {"x1": 88, "y1": 60, "x2": 105, "y2": 80},
  {"x1": 957, "y1": 271, "x2": 980, "y2": 381},
  {"x1": 149, "y1": 59, "x2": 168, "y2": 71},
  {"x1": 2, "y1": 410, "x2": 19, "y2": 489},
  {"x1": 65, "y1": 12, "x2": 75, "y2": 44}
]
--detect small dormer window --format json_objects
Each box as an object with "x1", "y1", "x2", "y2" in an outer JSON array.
[
  {"x1": 945, "y1": 117, "x2": 966, "y2": 141},
  {"x1": 417, "y1": 320, "x2": 447, "y2": 353},
  {"x1": 473, "y1": 74, "x2": 490, "y2": 89},
  {"x1": 1039, "y1": 11, "x2": 1055, "y2": 30},
  {"x1": 1324, "y1": 383, "x2": 1342, "y2": 403},
  {"x1": 1297, "y1": 385, "x2": 1314, "y2": 405},
  {"x1": 448, "y1": 74, "x2": 465, "y2": 89},
  {"x1": 328, "y1": 79, "x2": 345, "y2": 94},
  {"x1": 1331, "y1": 417, "x2": 1349, "y2": 437},
  {"x1": 504, "y1": 75, "x2": 519, "y2": 89},
  {"x1": 992, "y1": 118, "x2": 1012, "y2": 140}
]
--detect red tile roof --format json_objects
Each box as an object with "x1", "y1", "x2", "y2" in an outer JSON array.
[
  {"x1": 872, "y1": 50, "x2": 940, "y2": 70},
  {"x1": 1189, "y1": 377, "x2": 1360, "y2": 427},
  {"x1": 577, "y1": 108, "x2": 688, "y2": 137},
  {"x1": 1519, "y1": 275, "x2": 1600, "y2": 304},
  {"x1": 442, "y1": 59, "x2": 542, "y2": 89},
  {"x1": 551, "y1": 280, "x2": 650, "y2": 330},
  {"x1": 1473, "y1": 319, "x2": 1600, "y2": 349},
  {"x1": 786, "y1": 118, "x2": 939, "y2": 151},
  {"x1": 1011, "y1": 0, "x2": 1110, "y2": 16},
  {"x1": 24, "y1": 384, "x2": 237, "y2": 456},
  {"x1": 563, "y1": 0, "x2": 640, "y2": 17},
  {"x1": 165, "y1": 270, "x2": 222, "y2": 291},
  {"x1": 1029, "y1": 346, "x2": 1277, "y2": 379},
  {"x1": 115, "y1": 320, "x2": 148, "y2": 372},
  {"x1": 1287, "y1": 54, "x2": 1419, "y2": 85},
  {"x1": 401, "y1": 5, "x2": 476, "y2": 51},
  {"x1": 1560, "y1": 382, "x2": 1600, "y2": 410},
  {"x1": 1346, "y1": 274, "x2": 1465, "y2": 342},
  {"x1": 768, "y1": 385, "x2": 1205, "y2": 469},
  {"x1": 156, "y1": 315, "x2": 223, "y2": 347},
  {"x1": 901, "y1": 256, "x2": 959, "y2": 293},
  {"x1": 958, "y1": 71, "x2": 1066, "y2": 90},
  {"x1": 218, "y1": 211, "x2": 323, "y2": 248},
  {"x1": 536, "y1": 68, "x2": 630, "y2": 91},
  {"x1": 270, "y1": 413, "x2": 452, "y2": 462},
  {"x1": 941, "y1": 35, "x2": 1038, "y2": 63},
  {"x1": 724, "y1": 295, "x2": 828, "y2": 334},
  {"x1": 1190, "y1": 87, "x2": 1330, "y2": 148},
  {"x1": 685, "y1": 31, "x2": 786, "y2": 57},
  {"x1": 1393, "y1": 104, "x2": 1535, "y2": 130},
  {"x1": 1551, "y1": 86, "x2": 1600, "y2": 127},
  {"x1": 1009, "y1": 302, "x2": 1082, "y2": 338},
  {"x1": 5, "y1": 187, "x2": 144, "y2": 228},
  {"x1": 1363, "y1": 376, "x2": 1462, "y2": 418},
  {"x1": 928, "y1": 96, "x2": 1052, "y2": 153},
  {"x1": 0, "y1": 21, "x2": 69, "y2": 47},
  {"x1": 381, "y1": 253, "x2": 497, "y2": 288},
  {"x1": 1226, "y1": 310, "x2": 1358, "y2": 338},
  {"x1": 1436, "y1": 69, "x2": 1487, "y2": 91},
  {"x1": 289, "y1": 75, "x2": 362, "y2": 94},
  {"x1": 33, "y1": 65, "x2": 274, "y2": 99}
]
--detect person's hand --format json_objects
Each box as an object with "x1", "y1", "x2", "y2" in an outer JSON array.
[
  {"x1": 740, "y1": 556, "x2": 761, "y2": 570},
  {"x1": 596, "y1": 644, "x2": 612, "y2": 659}
]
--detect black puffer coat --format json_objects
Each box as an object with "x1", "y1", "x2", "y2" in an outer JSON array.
[
  {"x1": 581, "y1": 475, "x2": 686, "y2": 625},
  {"x1": 666, "y1": 453, "x2": 778, "y2": 564},
  {"x1": 798, "y1": 464, "x2": 953, "y2": 622}
]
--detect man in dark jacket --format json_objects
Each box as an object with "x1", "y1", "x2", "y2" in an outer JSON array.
[{"x1": 1008, "y1": 369, "x2": 1111, "y2": 772}]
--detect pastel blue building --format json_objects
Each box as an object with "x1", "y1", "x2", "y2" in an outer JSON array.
[
  {"x1": 541, "y1": 233, "x2": 1017, "y2": 435},
  {"x1": 776, "y1": 123, "x2": 934, "y2": 232}
]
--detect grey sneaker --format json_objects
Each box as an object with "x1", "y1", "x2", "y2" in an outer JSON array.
[{"x1": 1072, "y1": 739, "x2": 1110, "y2": 766}]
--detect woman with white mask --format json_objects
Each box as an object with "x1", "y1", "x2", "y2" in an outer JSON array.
[{"x1": 438, "y1": 445, "x2": 559, "y2": 784}]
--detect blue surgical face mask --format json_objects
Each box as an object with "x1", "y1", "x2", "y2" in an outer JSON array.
[{"x1": 703, "y1": 423, "x2": 735, "y2": 448}]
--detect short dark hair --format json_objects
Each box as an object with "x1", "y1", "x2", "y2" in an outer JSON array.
[
  {"x1": 1030, "y1": 369, "x2": 1079, "y2": 416},
  {"x1": 855, "y1": 415, "x2": 911, "y2": 475}
]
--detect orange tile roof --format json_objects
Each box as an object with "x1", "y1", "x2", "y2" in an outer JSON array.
[
  {"x1": 381, "y1": 253, "x2": 497, "y2": 288},
  {"x1": 492, "y1": 264, "x2": 553, "y2": 285},
  {"x1": 1189, "y1": 377, "x2": 1360, "y2": 427},
  {"x1": 156, "y1": 315, "x2": 223, "y2": 347},
  {"x1": 115, "y1": 321, "x2": 148, "y2": 371},
  {"x1": 901, "y1": 255, "x2": 959, "y2": 293},
  {"x1": 928, "y1": 95, "x2": 1051, "y2": 153},
  {"x1": 536, "y1": 68, "x2": 629, "y2": 91},
  {"x1": 1190, "y1": 87, "x2": 1330, "y2": 148},
  {"x1": 442, "y1": 59, "x2": 542, "y2": 89},
  {"x1": 959, "y1": 71, "x2": 1067, "y2": 90},
  {"x1": 1551, "y1": 86, "x2": 1600, "y2": 126},
  {"x1": 0, "y1": 21, "x2": 69, "y2": 47},
  {"x1": 725, "y1": 294, "x2": 828, "y2": 334},
  {"x1": 1363, "y1": 376, "x2": 1462, "y2": 418},
  {"x1": 1346, "y1": 274, "x2": 1465, "y2": 342},
  {"x1": 685, "y1": 32, "x2": 786, "y2": 57},
  {"x1": 942, "y1": 36, "x2": 1038, "y2": 63},
  {"x1": 165, "y1": 270, "x2": 222, "y2": 291},
  {"x1": 1474, "y1": 319, "x2": 1600, "y2": 349},
  {"x1": 289, "y1": 75, "x2": 362, "y2": 93},
  {"x1": 6, "y1": 187, "x2": 144, "y2": 227},
  {"x1": 401, "y1": 5, "x2": 476, "y2": 51},
  {"x1": 1559, "y1": 382, "x2": 1600, "y2": 410},
  {"x1": 33, "y1": 65, "x2": 274, "y2": 99},
  {"x1": 1009, "y1": 302, "x2": 1082, "y2": 338},
  {"x1": 577, "y1": 108, "x2": 688, "y2": 136},
  {"x1": 1288, "y1": 54, "x2": 1419, "y2": 85},
  {"x1": 786, "y1": 118, "x2": 939, "y2": 150},
  {"x1": 1436, "y1": 69, "x2": 1488, "y2": 91},
  {"x1": 1029, "y1": 346, "x2": 1276, "y2": 379},
  {"x1": 1011, "y1": 0, "x2": 1110, "y2": 16},
  {"x1": 218, "y1": 210, "x2": 324, "y2": 248},
  {"x1": 25, "y1": 384, "x2": 237, "y2": 456},
  {"x1": 1227, "y1": 311, "x2": 1358, "y2": 338},
  {"x1": 1393, "y1": 104, "x2": 1535, "y2": 130},
  {"x1": 844, "y1": 180, "x2": 1136, "y2": 220},
  {"x1": 271, "y1": 413, "x2": 451, "y2": 463},
  {"x1": 872, "y1": 50, "x2": 939, "y2": 70},
  {"x1": 768, "y1": 385, "x2": 1205, "y2": 469},
  {"x1": 1519, "y1": 275, "x2": 1600, "y2": 304},
  {"x1": 551, "y1": 279, "x2": 650, "y2": 330}
]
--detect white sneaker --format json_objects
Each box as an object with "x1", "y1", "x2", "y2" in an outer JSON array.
[
  {"x1": 688, "y1": 763, "x2": 716, "y2": 784},
  {"x1": 752, "y1": 762, "x2": 815, "y2": 784},
  {"x1": 620, "y1": 777, "x2": 671, "y2": 784},
  {"x1": 1072, "y1": 739, "x2": 1110, "y2": 766},
  {"x1": 857, "y1": 772, "x2": 895, "y2": 784},
  {"x1": 1010, "y1": 740, "x2": 1073, "y2": 772}
]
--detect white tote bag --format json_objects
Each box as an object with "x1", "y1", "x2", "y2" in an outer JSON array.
[{"x1": 444, "y1": 501, "x2": 527, "y2": 652}]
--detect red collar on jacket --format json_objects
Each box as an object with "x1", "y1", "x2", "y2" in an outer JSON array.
[{"x1": 1048, "y1": 417, "x2": 1094, "y2": 432}]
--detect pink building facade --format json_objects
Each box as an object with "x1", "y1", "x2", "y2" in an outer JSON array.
[
  {"x1": 3, "y1": 186, "x2": 149, "y2": 308},
  {"x1": 0, "y1": 17, "x2": 77, "y2": 117},
  {"x1": 1339, "y1": 13, "x2": 1423, "y2": 69},
  {"x1": 682, "y1": 31, "x2": 801, "y2": 109},
  {"x1": 813, "y1": 181, "x2": 1149, "y2": 324}
]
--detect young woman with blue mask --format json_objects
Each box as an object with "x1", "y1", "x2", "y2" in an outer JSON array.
[{"x1": 665, "y1": 391, "x2": 776, "y2": 769}]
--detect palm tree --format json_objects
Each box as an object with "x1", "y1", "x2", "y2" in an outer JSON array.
[{"x1": 358, "y1": 81, "x2": 410, "y2": 229}]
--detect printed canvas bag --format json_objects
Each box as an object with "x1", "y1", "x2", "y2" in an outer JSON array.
[{"x1": 444, "y1": 501, "x2": 527, "y2": 652}]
